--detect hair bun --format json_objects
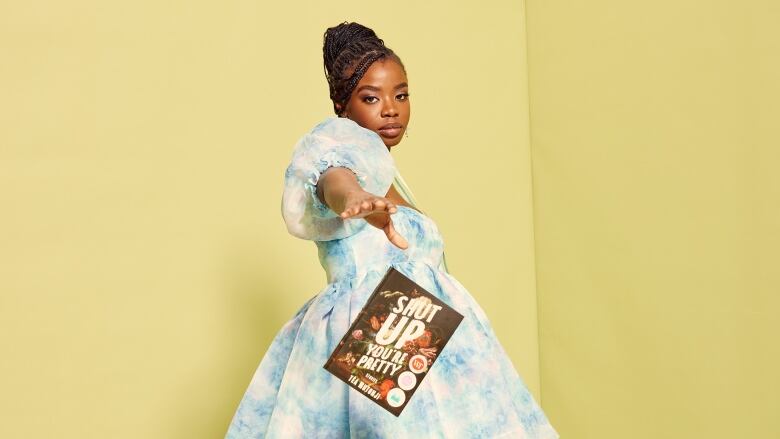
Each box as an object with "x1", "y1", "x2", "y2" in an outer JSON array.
[
  {"x1": 323, "y1": 22, "x2": 384, "y2": 78},
  {"x1": 321, "y1": 21, "x2": 401, "y2": 115}
]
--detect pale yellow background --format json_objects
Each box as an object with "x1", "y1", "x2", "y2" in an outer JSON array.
[
  {"x1": 526, "y1": 0, "x2": 780, "y2": 437},
  {"x1": 3, "y1": 0, "x2": 778, "y2": 438},
  {"x1": 0, "y1": 1, "x2": 540, "y2": 438}
]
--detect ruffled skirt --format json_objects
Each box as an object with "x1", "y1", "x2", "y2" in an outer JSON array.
[{"x1": 225, "y1": 260, "x2": 560, "y2": 439}]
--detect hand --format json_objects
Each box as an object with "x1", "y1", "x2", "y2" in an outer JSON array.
[{"x1": 339, "y1": 190, "x2": 409, "y2": 250}]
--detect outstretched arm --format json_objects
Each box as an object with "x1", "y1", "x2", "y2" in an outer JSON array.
[{"x1": 316, "y1": 166, "x2": 409, "y2": 250}]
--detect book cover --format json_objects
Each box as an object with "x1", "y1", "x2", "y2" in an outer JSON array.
[{"x1": 323, "y1": 266, "x2": 464, "y2": 417}]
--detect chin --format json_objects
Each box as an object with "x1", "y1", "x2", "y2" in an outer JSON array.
[{"x1": 383, "y1": 138, "x2": 402, "y2": 148}]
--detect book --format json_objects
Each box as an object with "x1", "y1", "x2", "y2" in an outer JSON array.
[{"x1": 323, "y1": 266, "x2": 464, "y2": 417}]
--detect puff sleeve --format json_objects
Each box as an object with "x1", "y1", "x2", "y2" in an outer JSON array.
[{"x1": 281, "y1": 116, "x2": 397, "y2": 241}]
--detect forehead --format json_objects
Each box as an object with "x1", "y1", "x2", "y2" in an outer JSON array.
[{"x1": 356, "y1": 59, "x2": 407, "y2": 88}]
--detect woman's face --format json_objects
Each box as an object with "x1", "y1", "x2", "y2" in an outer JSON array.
[{"x1": 338, "y1": 58, "x2": 410, "y2": 149}]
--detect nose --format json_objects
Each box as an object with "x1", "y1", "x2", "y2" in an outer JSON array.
[{"x1": 381, "y1": 98, "x2": 398, "y2": 117}]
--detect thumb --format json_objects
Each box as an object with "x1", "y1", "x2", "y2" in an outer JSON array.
[{"x1": 383, "y1": 217, "x2": 409, "y2": 250}]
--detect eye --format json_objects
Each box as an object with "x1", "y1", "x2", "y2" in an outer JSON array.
[
  {"x1": 397, "y1": 93, "x2": 410, "y2": 101},
  {"x1": 363, "y1": 96, "x2": 379, "y2": 104}
]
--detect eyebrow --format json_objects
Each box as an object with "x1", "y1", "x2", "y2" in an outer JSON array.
[{"x1": 355, "y1": 82, "x2": 408, "y2": 93}]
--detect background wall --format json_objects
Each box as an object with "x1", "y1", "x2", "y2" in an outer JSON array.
[
  {"x1": 0, "y1": 1, "x2": 539, "y2": 437},
  {"x1": 527, "y1": 0, "x2": 780, "y2": 437},
  {"x1": 6, "y1": 0, "x2": 773, "y2": 437}
]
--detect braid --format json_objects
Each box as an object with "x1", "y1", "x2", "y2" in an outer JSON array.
[{"x1": 322, "y1": 22, "x2": 405, "y2": 115}]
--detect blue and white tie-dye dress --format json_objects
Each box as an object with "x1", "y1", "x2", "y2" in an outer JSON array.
[{"x1": 225, "y1": 116, "x2": 560, "y2": 439}]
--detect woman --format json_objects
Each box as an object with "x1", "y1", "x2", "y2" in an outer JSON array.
[{"x1": 225, "y1": 21, "x2": 560, "y2": 438}]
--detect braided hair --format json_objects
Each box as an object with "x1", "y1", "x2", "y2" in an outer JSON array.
[{"x1": 323, "y1": 22, "x2": 406, "y2": 116}]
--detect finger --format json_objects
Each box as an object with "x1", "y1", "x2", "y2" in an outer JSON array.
[
  {"x1": 341, "y1": 204, "x2": 362, "y2": 218},
  {"x1": 342, "y1": 200, "x2": 368, "y2": 218},
  {"x1": 359, "y1": 199, "x2": 383, "y2": 217},
  {"x1": 340, "y1": 201, "x2": 370, "y2": 219},
  {"x1": 374, "y1": 198, "x2": 396, "y2": 213},
  {"x1": 359, "y1": 199, "x2": 374, "y2": 216},
  {"x1": 384, "y1": 219, "x2": 408, "y2": 250},
  {"x1": 373, "y1": 198, "x2": 386, "y2": 209}
]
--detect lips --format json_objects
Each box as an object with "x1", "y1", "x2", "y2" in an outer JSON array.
[{"x1": 378, "y1": 123, "x2": 403, "y2": 137}]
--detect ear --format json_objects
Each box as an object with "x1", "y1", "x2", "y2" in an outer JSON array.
[{"x1": 335, "y1": 101, "x2": 347, "y2": 117}]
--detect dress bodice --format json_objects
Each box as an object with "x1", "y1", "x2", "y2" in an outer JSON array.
[
  {"x1": 281, "y1": 116, "x2": 449, "y2": 285},
  {"x1": 315, "y1": 205, "x2": 445, "y2": 284}
]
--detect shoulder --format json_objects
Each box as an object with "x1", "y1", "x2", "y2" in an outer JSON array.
[
  {"x1": 293, "y1": 117, "x2": 387, "y2": 154},
  {"x1": 309, "y1": 116, "x2": 377, "y2": 143},
  {"x1": 286, "y1": 116, "x2": 395, "y2": 175},
  {"x1": 281, "y1": 116, "x2": 397, "y2": 241}
]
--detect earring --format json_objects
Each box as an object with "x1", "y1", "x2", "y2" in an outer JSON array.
[{"x1": 404, "y1": 127, "x2": 409, "y2": 138}]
